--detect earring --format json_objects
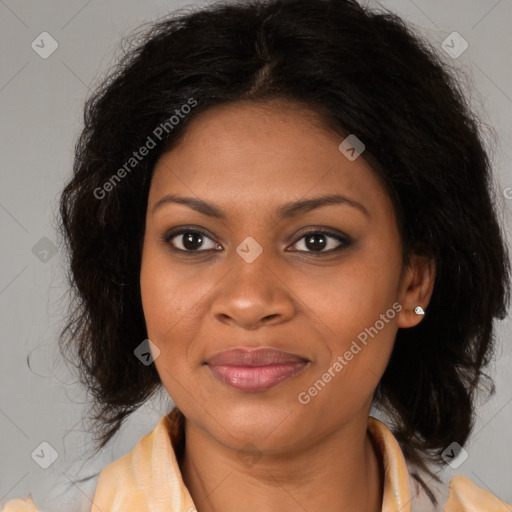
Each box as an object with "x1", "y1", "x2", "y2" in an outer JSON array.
[{"x1": 414, "y1": 306, "x2": 425, "y2": 315}]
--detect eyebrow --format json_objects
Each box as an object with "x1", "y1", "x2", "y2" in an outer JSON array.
[{"x1": 152, "y1": 193, "x2": 369, "y2": 219}]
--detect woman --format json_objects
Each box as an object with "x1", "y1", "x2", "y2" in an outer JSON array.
[{"x1": 3, "y1": 0, "x2": 511, "y2": 510}]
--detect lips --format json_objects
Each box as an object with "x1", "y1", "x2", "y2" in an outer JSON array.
[{"x1": 205, "y1": 347, "x2": 309, "y2": 392}]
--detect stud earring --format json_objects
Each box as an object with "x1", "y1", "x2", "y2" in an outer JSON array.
[{"x1": 414, "y1": 306, "x2": 425, "y2": 315}]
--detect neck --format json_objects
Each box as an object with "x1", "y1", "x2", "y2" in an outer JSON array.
[{"x1": 179, "y1": 413, "x2": 383, "y2": 512}]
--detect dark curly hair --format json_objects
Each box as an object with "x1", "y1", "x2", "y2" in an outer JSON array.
[{"x1": 58, "y1": 0, "x2": 510, "y2": 490}]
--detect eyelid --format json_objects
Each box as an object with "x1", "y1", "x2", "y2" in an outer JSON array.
[
  {"x1": 287, "y1": 228, "x2": 352, "y2": 253},
  {"x1": 162, "y1": 225, "x2": 352, "y2": 255},
  {"x1": 163, "y1": 226, "x2": 218, "y2": 244},
  {"x1": 162, "y1": 226, "x2": 221, "y2": 251}
]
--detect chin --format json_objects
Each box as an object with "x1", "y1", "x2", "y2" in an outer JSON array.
[{"x1": 206, "y1": 398, "x2": 306, "y2": 449}]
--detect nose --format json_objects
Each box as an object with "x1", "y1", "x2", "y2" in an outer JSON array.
[{"x1": 211, "y1": 250, "x2": 295, "y2": 330}]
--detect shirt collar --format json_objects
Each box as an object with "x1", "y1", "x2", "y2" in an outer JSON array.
[
  {"x1": 164, "y1": 408, "x2": 412, "y2": 512},
  {"x1": 91, "y1": 407, "x2": 413, "y2": 512}
]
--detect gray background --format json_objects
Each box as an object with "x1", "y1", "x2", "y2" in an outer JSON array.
[{"x1": 1, "y1": 0, "x2": 511, "y2": 510}]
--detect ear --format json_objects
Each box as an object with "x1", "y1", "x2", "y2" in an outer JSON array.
[{"x1": 397, "y1": 253, "x2": 436, "y2": 328}]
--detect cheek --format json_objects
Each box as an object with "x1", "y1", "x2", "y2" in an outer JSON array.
[
  {"x1": 139, "y1": 242, "x2": 190, "y2": 377},
  {"x1": 139, "y1": 241, "x2": 214, "y2": 399},
  {"x1": 296, "y1": 241, "x2": 401, "y2": 344},
  {"x1": 294, "y1": 239, "x2": 401, "y2": 411},
  {"x1": 140, "y1": 249, "x2": 172, "y2": 337},
  {"x1": 140, "y1": 242, "x2": 204, "y2": 338}
]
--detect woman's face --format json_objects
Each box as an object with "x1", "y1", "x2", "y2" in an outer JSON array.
[{"x1": 140, "y1": 99, "x2": 432, "y2": 453}]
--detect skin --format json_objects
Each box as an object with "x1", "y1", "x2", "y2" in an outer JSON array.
[{"x1": 140, "y1": 99, "x2": 436, "y2": 512}]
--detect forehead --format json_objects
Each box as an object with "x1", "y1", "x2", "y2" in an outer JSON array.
[{"x1": 148, "y1": 100, "x2": 393, "y2": 221}]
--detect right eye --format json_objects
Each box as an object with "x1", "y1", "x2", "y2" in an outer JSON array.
[{"x1": 163, "y1": 227, "x2": 222, "y2": 253}]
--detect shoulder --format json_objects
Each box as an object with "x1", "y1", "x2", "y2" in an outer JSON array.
[
  {"x1": 91, "y1": 416, "x2": 172, "y2": 510},
  {"x1": 0, "y1": 454, "x2": 138, "y2": 512},
  {"x1": 444, "y1": 475, "x2": 512, "y2": 512},
  {"x1": 0, "y1": 426, "x2": 154, "y2": 512},
  {"x1": 368, "y1": 417, "x2": 510, "y2": 512},
  {"x1": 1, "y1": 495, "x2": 40, "y2": 512},
  {"x1": 93, "y1": 450, "x2": 133, "y2": 491},
  {"x1": 409, "y1": 472, "x2": 512, "y2": 512}
]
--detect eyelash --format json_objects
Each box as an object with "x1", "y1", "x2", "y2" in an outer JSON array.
[{"x1": 162, "y1": 226, "x2": 352, "y2": 256}]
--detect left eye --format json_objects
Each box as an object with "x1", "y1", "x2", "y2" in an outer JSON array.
[{"x1": 289, "y1": 230, "x2": 351, "y2": 254}]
